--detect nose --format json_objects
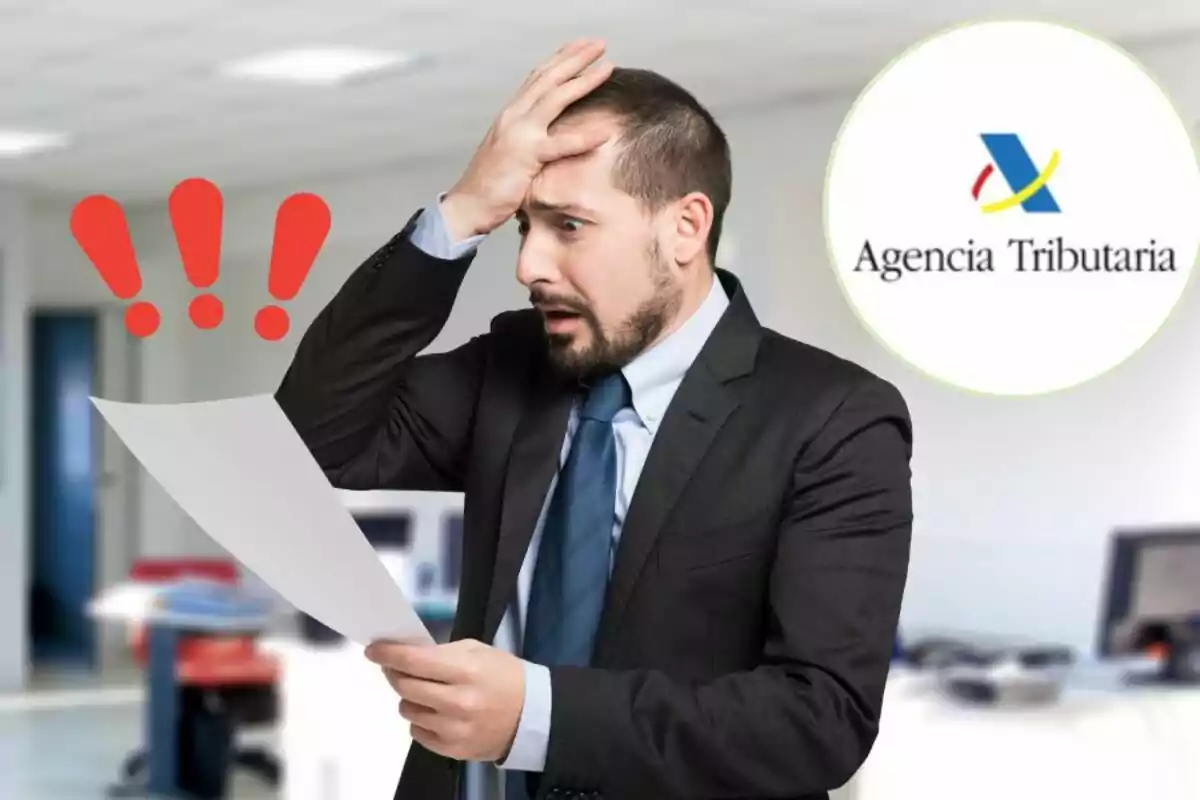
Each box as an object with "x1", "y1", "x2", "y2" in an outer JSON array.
[{"x1": 515, "y1": 232, "x2": 562, "y2": 288}]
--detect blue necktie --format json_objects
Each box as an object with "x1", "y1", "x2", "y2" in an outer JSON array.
[{"x1": 505, "y1": 371, "x2": 630, "y2": 800}]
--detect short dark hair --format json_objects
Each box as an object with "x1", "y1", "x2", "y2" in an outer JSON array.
[{"x1": 560, "y1": 67, "x2": 732, "y2": 263}]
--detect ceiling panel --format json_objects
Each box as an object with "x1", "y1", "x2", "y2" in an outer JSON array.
[{"x1": 0, "y1": 0, "x2": 1195, "y2": 202}]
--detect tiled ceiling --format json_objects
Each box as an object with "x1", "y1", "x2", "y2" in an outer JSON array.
[{"x1": 2, "y1": 0, "x2": 1199, "y2": 202}]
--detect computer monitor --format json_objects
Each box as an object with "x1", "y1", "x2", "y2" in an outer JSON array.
[
  {"x1": 1097, "y1": 526, "x2": 1200, "y2": 684},
  {"x1": 354, "y1": 511, "x2": 414, "y2": 550}
]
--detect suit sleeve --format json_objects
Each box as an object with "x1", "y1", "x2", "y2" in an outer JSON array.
[
  {"x1": 274, "y1": 211, "x2": 490, "y2": 493},
  {"x1": 540, "y1": 376, "x2": 914, "y2": 798}
]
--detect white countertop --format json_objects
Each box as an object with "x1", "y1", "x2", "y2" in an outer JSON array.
[{"x1": 841, "y1": 667, "x2": 1200, "y2": 800}]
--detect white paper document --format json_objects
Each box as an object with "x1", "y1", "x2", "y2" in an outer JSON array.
[{"x1": 91, "y1": 394, "x2": 432, "y2": 646}]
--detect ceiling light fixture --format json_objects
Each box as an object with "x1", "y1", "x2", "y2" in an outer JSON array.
[
  {"x1": 0, "y1": 130, "x2": 68, "y2": 158},
  {"x1": 219, "y1": 47, "x2": 416, "y2": 86}
]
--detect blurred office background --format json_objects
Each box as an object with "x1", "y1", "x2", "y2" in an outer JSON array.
[{"x1": 1, "y1": 1, "x2": 1199, "y2": 798}]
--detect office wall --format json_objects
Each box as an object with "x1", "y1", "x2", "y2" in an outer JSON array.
[
  {"x1": 0, "y1": 187, "x2": 33, "y2": 691},
  {"x1": 0, "y1": 193, "x2": 189, "y2": 689},
  {"x1": 29, "y1": 196, "x2": 196, "y2": 562}
]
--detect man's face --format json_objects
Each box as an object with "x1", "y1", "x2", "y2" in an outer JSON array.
[{"x1": 515, "y1": 112, "x2": 683, "y2": 379}]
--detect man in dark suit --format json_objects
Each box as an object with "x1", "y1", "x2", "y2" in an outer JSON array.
[{"x1": 275, "y1": 37, "x2": 913, "y2": 800}]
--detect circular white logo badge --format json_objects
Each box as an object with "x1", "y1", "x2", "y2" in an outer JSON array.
[{"x1": 824, "y1": 20, "x2": 1200, "y2": 396}]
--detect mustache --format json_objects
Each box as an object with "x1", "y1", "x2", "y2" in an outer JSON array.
[{"x1": 529, "y1": 290, "x2": 590, "y2": 314}]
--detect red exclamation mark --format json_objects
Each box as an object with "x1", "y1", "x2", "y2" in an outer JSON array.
[
  {"x1": 255, "y1": 193, "x2": 330, "y2": 341},
  {"x1": 170, "y1": 178, "x2": 224, "y2": 329},
  {"x1": 70, "y1": 196, "x2": 160, "y2": 338}
]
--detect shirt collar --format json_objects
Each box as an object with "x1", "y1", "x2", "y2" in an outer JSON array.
[{"x1": 620, "y1": 272, "x2": 730, "y2": 434}]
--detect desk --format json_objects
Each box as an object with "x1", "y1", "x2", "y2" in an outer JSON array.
[
  {"x1": 265, "y1": 637, "x2": 416, "y2": 800},
  {"x1": 837, "y1": 668, "x2": 1200, "y2": 800},
  {"x1": 267, "y1": 635, "x2": 497, "y2": 800}
]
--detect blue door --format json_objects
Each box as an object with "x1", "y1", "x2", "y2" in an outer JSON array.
[{"x1": 31, "y1": 311, "x2": 98, "y2": 668}]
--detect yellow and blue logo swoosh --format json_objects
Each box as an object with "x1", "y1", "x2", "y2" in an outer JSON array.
[{"x1": 971, "y1": 133, "x2": 1060, "y2": 214}]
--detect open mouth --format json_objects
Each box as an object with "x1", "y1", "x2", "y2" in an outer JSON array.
[
  {"x1": 541, "y1": 309, "x2": 581, "y2": 321},
  {"x1": 538, "y1": 306, "x2": 586, "y2": 335}
]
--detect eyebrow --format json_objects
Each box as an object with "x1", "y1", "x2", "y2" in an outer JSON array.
[{"x1": 520, "y1": 198, "x2": 597, "y2": 218}]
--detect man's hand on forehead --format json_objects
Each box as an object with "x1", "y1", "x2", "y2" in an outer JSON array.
[{"x1": 440, "y1": 39, "x2": 615, "y2": 241}]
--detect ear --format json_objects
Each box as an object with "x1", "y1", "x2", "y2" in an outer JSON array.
[{"x1": 669, "y1": 192, "x2": 714, "y2": 265}]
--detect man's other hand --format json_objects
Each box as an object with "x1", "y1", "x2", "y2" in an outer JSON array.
[
  {"x1": 441, "y1": 38, "x2": 614, "y2": 240},
  {"x1": 365, "y1": 638, "x2": 527, "y2": 762}
]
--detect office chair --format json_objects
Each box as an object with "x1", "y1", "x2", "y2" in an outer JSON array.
[{"x1": 112, "y1": 558, "x2": 281, "y2": 796}]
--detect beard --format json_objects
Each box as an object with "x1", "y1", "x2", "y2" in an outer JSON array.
[{"x1": 534, "y1": 243, "x2": 683, "y2": 380}]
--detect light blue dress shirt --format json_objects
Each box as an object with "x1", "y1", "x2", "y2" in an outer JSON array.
[{"x1": 408, "y1": 197, "x2": 730, "y2": 779}]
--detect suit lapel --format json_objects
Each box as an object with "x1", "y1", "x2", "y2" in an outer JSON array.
[
  {"x1": 596, "y1": 270, "x2": 762, "y2": 655},
  {"x1": 595, "y1": 365, "x2": 739, "y2": 654},
  {"x1": 482, "y1": 366, "x2": 574, "y2": 643}
]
